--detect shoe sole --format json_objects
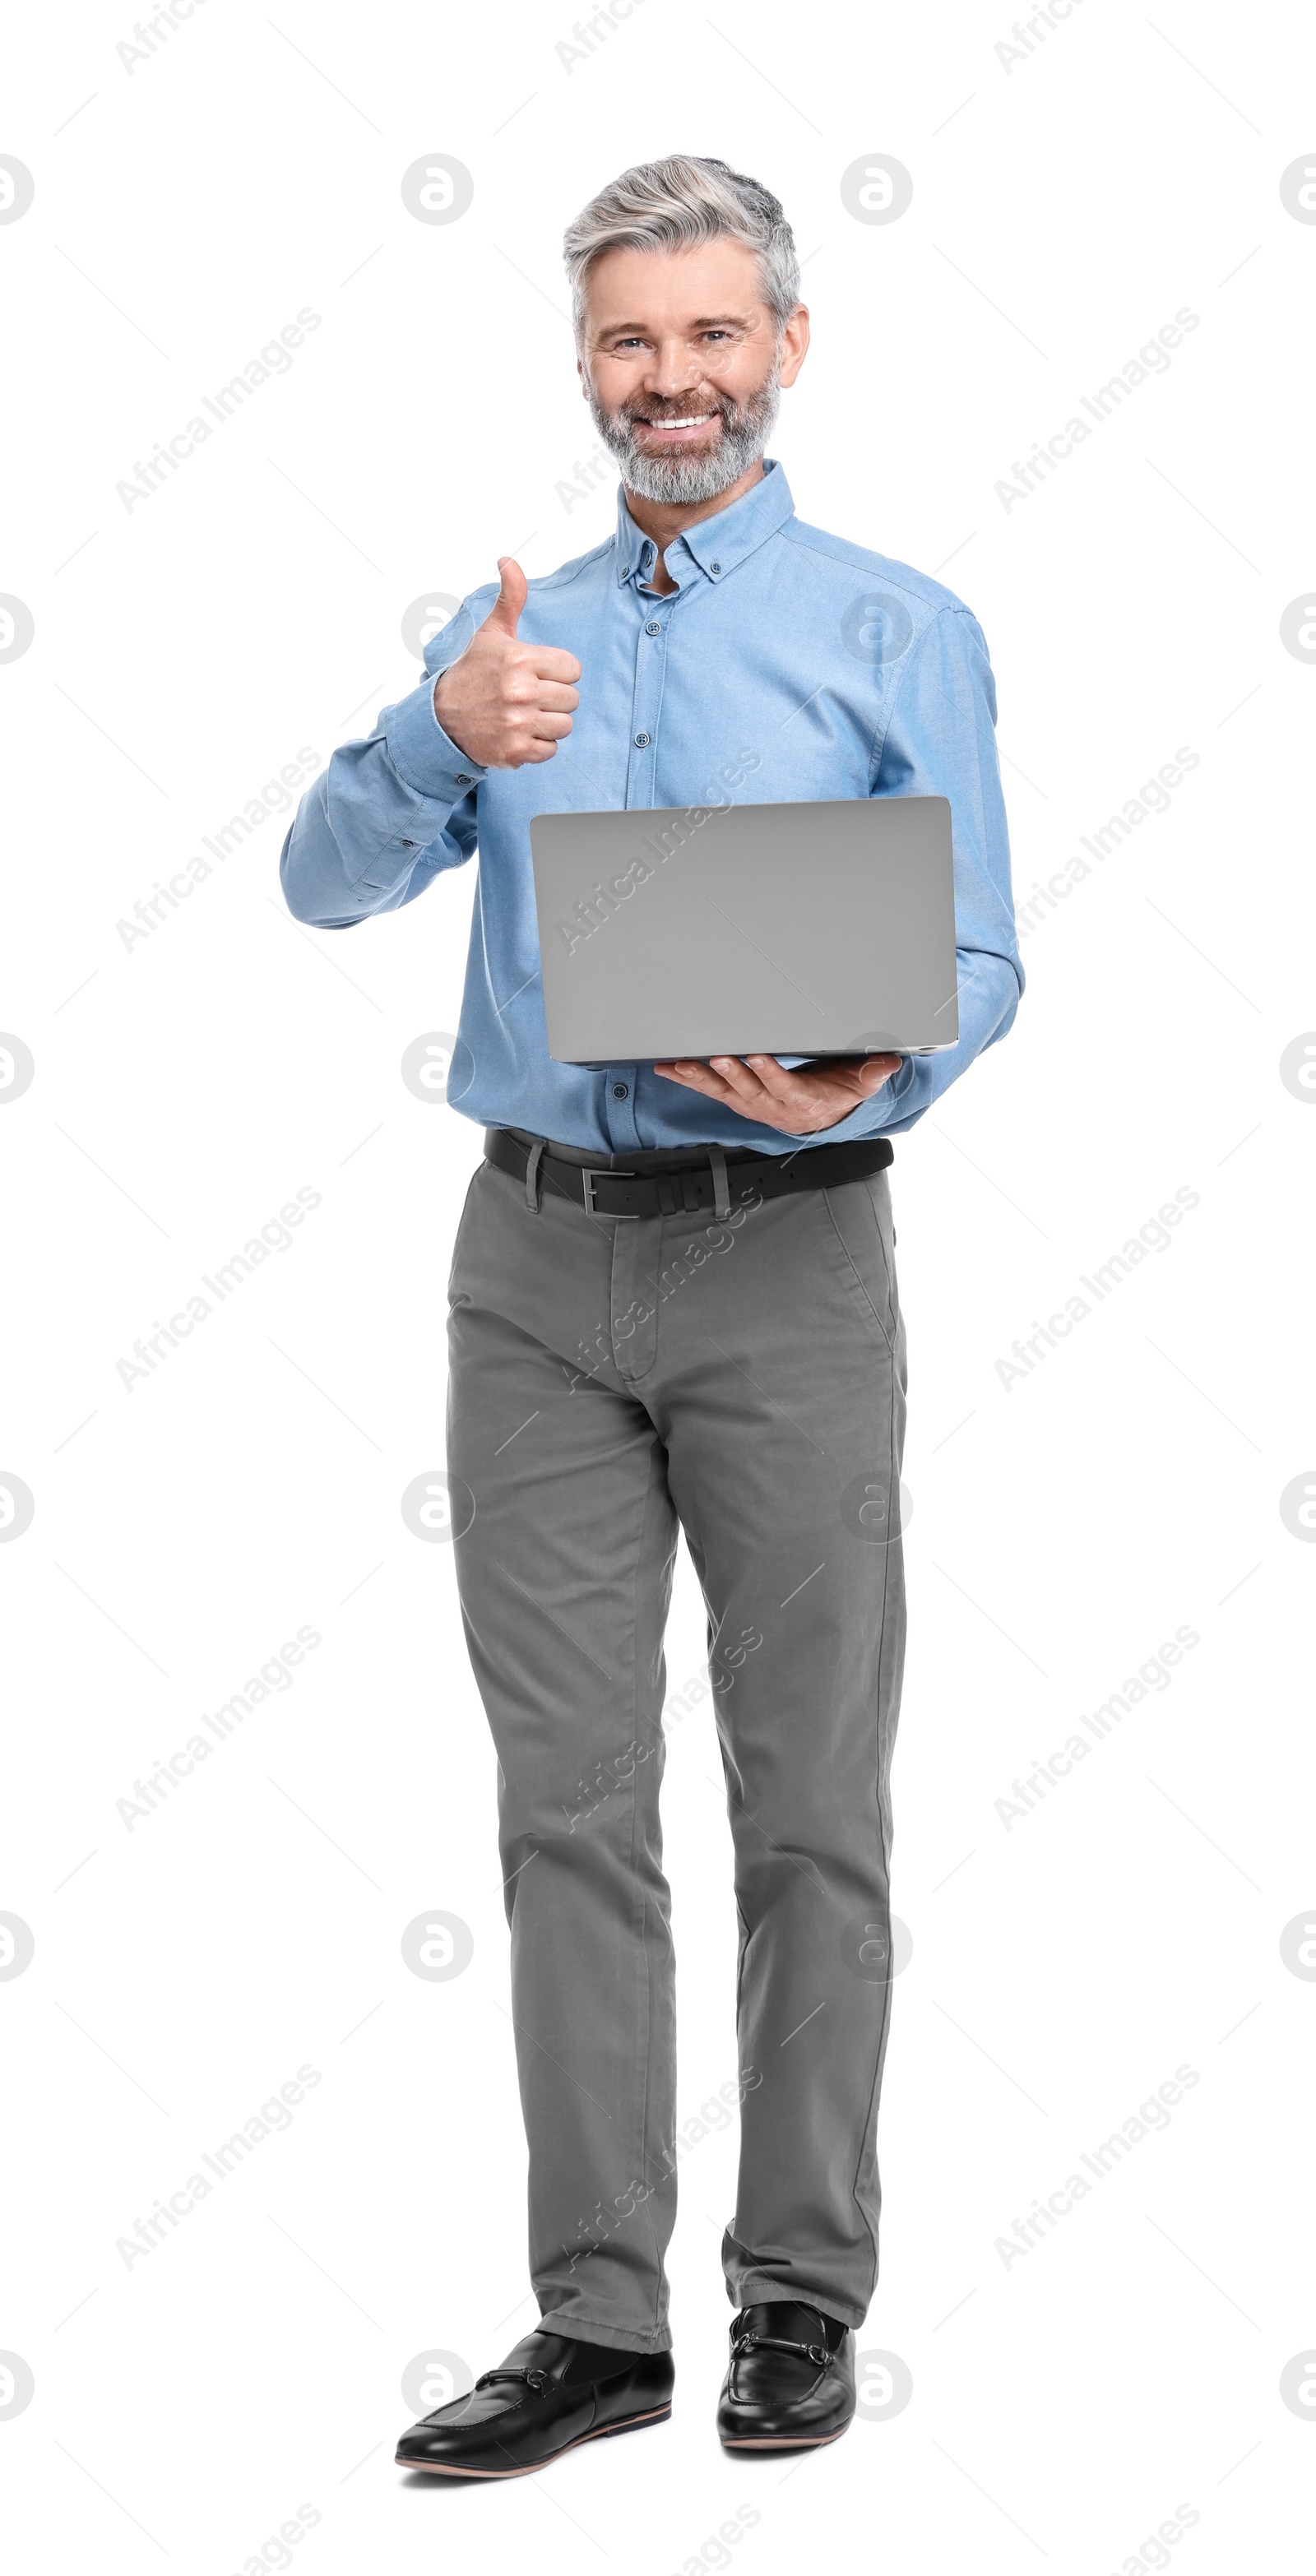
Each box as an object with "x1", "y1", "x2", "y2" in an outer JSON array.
[
  {"x1": 396, "y1": 2401, "x2": 672, "y2": 2477},
  {"x1": 719, "y1": 2423, "x2": 851, "y2": 2449}
]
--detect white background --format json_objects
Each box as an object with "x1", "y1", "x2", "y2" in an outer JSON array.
[{"x1": 2, "y1": 2, "x2": 1314, "y2": 2569}]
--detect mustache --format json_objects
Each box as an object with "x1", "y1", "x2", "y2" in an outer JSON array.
[{"x1": 621, "y1": 391, "x2": 734, "y2": 427}]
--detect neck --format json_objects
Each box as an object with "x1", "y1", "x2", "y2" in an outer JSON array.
[{"x1": 621, "y1": 458, "x2": 765, "y2": 595}]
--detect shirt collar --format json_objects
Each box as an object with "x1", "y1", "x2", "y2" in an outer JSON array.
[{"x1": 614, "y1": 456, "x2": 795, "y2": 590}]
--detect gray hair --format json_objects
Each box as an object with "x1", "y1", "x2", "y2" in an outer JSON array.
[{"x1": 563, "y1": 155, "x2": 800, "y2": 339}]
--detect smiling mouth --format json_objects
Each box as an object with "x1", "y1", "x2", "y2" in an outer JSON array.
[{"x1": 635, "y1": 411, "x2": 720, "y2": 438}]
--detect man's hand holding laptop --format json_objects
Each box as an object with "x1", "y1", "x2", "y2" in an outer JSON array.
[{"x1": 652, "y1": 1049, "x2": 901, "y2": 1135}]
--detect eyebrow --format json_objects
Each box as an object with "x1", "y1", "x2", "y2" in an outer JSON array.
[{"x1": 595, "y1": 311, "x2": 757, "y2": 336}]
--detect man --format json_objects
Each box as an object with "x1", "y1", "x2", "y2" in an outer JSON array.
[{"x1": 281, "y1": 154, "x2": 1022, "y2": 2474}]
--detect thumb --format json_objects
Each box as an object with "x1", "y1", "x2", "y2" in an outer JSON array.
[{"x1": 486, "y1": 555, "x2": 527, "y2": 640}]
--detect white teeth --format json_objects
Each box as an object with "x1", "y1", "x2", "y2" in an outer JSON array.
[{"x1": 646, "y1": 414, "x2": 711, "y2": 429}]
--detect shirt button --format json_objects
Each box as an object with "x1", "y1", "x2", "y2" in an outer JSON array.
[
  {"x1": 633, "y1": 731, "x2": 651, "y2": 748},
  {"x1": 619, "y1": 563, "x2": 630, "y2": 578},
  {"x1": 645, "y1": 620, "x2": 661, "y2": 636},
  {"x1": 611, "y1": 1082, "x2": 629, "y2": 1100},
  {"x1": 455, "y1": 772, "x2": 474, "y2": 785},
  {"x1": 709, "y1": 560, "x2": 722, "y2": 574}
]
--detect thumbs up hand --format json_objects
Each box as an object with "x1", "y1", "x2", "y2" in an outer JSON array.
[{"x1": 432, "y1": 558, "x2": 582, "y2": 770}]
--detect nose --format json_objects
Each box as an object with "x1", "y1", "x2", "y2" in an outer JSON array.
[{"x1": 642, "y1": 336, "x2": 709, "y2": 400}]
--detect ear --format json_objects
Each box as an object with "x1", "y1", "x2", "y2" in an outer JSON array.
[{"x1": 778, "y1": 305, "x2": 811, "y2": 390}]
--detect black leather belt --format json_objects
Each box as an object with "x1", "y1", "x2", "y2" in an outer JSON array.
[{"x1": 485, "y1": 1124, "x2": 892, "y2": 1221}]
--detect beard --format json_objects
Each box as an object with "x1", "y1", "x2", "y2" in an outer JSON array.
[{"x1": 584, "y1": 368, "x2": 781, "y2": 506}]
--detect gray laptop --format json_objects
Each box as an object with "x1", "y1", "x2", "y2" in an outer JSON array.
[{"x1": 529, "y1": 795, "x2": 958, "y2": 1063}]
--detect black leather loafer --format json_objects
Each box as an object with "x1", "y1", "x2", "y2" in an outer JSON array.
[
  {"x1": 716, "y1": 2302, "x2": 855, "y2": 2449},
  {"x1": 396, "y1": 2327, "x2": 674, "y2": 2477}
]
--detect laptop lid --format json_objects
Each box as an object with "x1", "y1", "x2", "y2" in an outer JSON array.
[{"x1": 529, "y1": 795, "x2": 958, "y2": 1063}]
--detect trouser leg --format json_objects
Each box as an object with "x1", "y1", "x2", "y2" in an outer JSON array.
[
  {"x1": 642, "y1": 1168, "x2": 908, "y2": 2327},
  {"x1": 445, "y1": 1157, "x2": 680, "y2": 2352}
]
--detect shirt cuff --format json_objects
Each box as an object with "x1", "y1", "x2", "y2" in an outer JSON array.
[
  {"x1": 385, "y1": 672, "x2": 488, "y2": 802},
  {"x1": 793, "y1": 1054, "x2": 918, "y2": 1145}
]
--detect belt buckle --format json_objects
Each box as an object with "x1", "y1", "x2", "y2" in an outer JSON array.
[{"x1": 582, "y1": 1167, "x2": 637, "y2": 1218}]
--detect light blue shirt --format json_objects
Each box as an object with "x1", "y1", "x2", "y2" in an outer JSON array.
[{"x1": 280, "y1": 461, "x2": 1022, "y2": 1154}]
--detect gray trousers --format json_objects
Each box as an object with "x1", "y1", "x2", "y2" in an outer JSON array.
[{"x1": 446, "y1": 1132, "x2": 908, "y2": 2354}]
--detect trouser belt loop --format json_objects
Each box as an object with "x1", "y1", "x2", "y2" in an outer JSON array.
[
  {"x1": 709, "y1": 1145, "x2": 730, "y2": 1223},
  {"x1": 525, "y1": 1137, "x2": 545, "y2": 1213}
]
